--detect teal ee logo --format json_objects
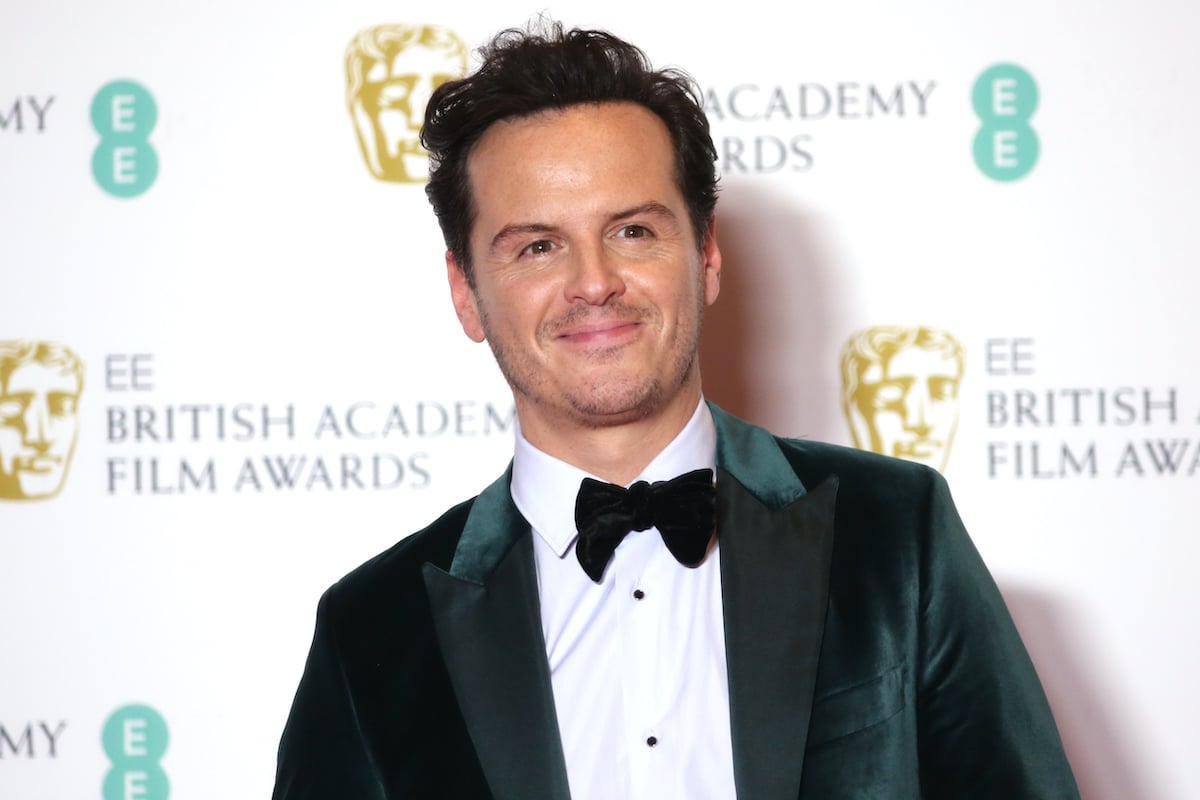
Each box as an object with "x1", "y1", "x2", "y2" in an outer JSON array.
[
  {"x1": 102, "y1": 704, "x2": 169, "y2": 800},
  {"x1": 91, "y1": 81, "x2": 159, "y2": 198},
  {"x1": 972, "y1": 64, "x2": 1038, "y2": 181}
]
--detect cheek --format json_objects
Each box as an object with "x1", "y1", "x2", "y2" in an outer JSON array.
[
  {"x1": 873, "y1": 416, "x2": 904, "y2": 436},
  {"x1": 929, "y1": 406, "x2": 957, "y2": 427},
  {"x1": 505, "y1": 282, "x2": 564, "y2": 332},
  {"x1": 640, "y1": 274, "x2": 698, "y2": 322},
  {"x1": 48, "y1": 418, "x2": 78, "y2": 445},
  {"x1": 480, "y1": 295, "x2": 540, "y2": 350}
]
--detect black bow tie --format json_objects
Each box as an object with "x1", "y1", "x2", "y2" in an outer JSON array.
[{"x1": 573, "y1": 468, "x2": 716, "y2": 583}]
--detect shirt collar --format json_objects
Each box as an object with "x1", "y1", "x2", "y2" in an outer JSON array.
[{"x1": 510, "y1": 399, "x2": 717, "y2": 558}]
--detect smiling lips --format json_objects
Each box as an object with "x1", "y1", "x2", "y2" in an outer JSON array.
[
  {"x1": 14, "y1": 454, "x2": 63, "y2": 473},
  {"x1": 894, "y1": 439, "x2": 943, "y2": 458},
  {"x1": 555, "y1": 318, "x2": 643, "y2": 346}
]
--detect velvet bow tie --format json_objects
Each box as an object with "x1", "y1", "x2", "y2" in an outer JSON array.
[{"x1": 573, "y1": 467, "x2": 716, "y2": 583}]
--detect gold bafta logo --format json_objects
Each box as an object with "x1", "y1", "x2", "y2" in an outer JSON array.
[
  {"x1": 345, "y1": 24, "x2": 469, "y2": 183},
  {"x1": 840, "y1": 326, "x2": 964, "y2": 472},
  {"x1": 0, "y1": 341, "x2": 84, "y2": 500}
]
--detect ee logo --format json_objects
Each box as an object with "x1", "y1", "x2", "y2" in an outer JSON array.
[
  {"x1": 972, "y1": 64, "x2": 1038, "y2": 181},
  {"x1": 91, "y1": 80, "x2": 159, "y2": 198},
  {"x1": 102, "y1": 704, "x2": 169, "y2": 800}
]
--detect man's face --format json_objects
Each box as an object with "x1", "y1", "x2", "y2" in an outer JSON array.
[
  {"x1": 448, "y1": 102, "x2": 721, "y2": 444},
  {"x1": 357, "y1": 45, "x2": 462, "y2": 182},
  {"x1": 0, "y1": 362, "x2": 81, "y2": 499},
  {"x1": 853, "y1": 347, "x2": 961, "y2": 470}
]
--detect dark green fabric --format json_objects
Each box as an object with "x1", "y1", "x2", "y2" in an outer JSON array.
[
  {"x1": 720, "y1": 473, "x2": 838, "y2": 798},
  {"x1": 423, "y1": 534, "x2": 571, "y2": 800},
  {"x1": 273, "y1": 405, "x2": 1079, "y2": 799},
  {"x1": 445, "y1": 465, "x2": 525, "y2": 584}
]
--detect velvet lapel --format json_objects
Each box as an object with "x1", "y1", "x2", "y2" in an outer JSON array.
[
  {"x1": 422, "y1": 468, "x2": 571, "y2": 800},
  {"x1": 712, "y1": 404, "x2": 839, "y2": 799}
]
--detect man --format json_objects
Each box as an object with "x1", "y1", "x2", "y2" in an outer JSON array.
[
  {"x1": 275, "y1": 23, "x2": 1079, "y2": 799},
  {"x1": 0, "y1": 341, "x2": 84, "y2": 501},
  {"x1": 841, "y1": 325, "x2": 965, "y2": 472}
]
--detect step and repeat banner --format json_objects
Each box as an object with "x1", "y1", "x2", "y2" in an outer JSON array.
[{"x1": 4, "y1": 1, "x2": 1198, "y2": 798}]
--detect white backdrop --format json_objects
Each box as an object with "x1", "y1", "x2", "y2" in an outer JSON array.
[{"x1": 3, "y1": 1, "x2": 1198, "y2": 798}]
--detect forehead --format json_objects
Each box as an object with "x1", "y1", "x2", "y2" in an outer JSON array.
[
  {"x1": 4, "y1": 362, "x2": 80, "y2": 394},
  {"x1": 880, "y1": 347, "x2": 961, "y2": 378},
  {"x1": 380, "y1": 46, "x2": 462, "y2": 78},
  {"x1": 465, "y1": 102, "x2": 680, "y2": 224}
]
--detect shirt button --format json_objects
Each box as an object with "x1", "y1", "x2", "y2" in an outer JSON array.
[
  {"x1": 646, "y1": 736, "x2": 658, "y2": 747},
  {"x1": 633, "y1": 589, "x2": 645, "y2": 600}
]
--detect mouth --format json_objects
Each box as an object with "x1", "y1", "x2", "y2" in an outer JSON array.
[
  {"x1": 15, "y1": 455, "x2": 62, "y2": 473},
  {"x1": 554, "y1": 319, "x2": 642, "y2": 346},
  {"x1": 894, "y1": 440, "x2": 943, "y2": 459}
]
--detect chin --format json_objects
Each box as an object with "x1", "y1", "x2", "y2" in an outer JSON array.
[{"x1": 564, "y1": 379, "x2": 665, "y2": 428}]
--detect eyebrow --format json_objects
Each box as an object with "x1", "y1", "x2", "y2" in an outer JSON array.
[
  {"x1": 609, "y1": 202, "x2": 678, "y2": 225},
  {"x1": 487, "y1": 202, "x2": 680, "y2": 255},
  {"x1": 489, "y1": 223, "x2": 557, "y2": 255}
]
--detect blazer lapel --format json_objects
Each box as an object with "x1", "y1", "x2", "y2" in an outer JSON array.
[
  {"x1": 713, "y1": 404, "x2": 839, "y2": 800},
  {"x1": 422, "y1": 469, "x2": 571, "y2": 800}
]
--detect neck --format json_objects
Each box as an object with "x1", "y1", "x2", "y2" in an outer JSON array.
[{"x1": 516, "y1": 385, "x2": 703, "y2": 486}]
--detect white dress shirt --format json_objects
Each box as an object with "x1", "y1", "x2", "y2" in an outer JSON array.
[{"x1": 510, "y1": 401, "x2": 738, "y2": 799}]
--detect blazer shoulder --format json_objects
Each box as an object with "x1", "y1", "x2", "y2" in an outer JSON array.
[
  {"x1": 321, "y1": 495, "x2": 478, "y2": 619},
  {"x1": 774, "y1": 436, "x2": 945, "y2": 501}
]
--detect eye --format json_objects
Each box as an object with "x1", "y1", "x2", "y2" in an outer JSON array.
[
  {"x1": 521, "y1": 239, "x2": 557, "y2": 257},
  {"x1": 928, "y1": 377, "x2": 959, "y2": 401},
  {"x1": 48, "y1": 393, "x2": 78, "y2": 417},
  {"x1": 377, "y1": 76, "x2": 418, "y2": 107},
  {"x1": 616, "y1": 224, "x2": 651, "y2": 240},
  {"x1": 0, "y1": 399, "x2": 24, "y2": 421},
  {"x1": 870, "y1": 381, "x2": 908, "y2": 409}
]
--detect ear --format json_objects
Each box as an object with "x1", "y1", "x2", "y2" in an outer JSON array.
[
  {"x1": 701, "y1": 214, "x2": 722, "y2": 306},
  {"x1": 446, "y1": 252, "x2": 486, "y2": 343}
]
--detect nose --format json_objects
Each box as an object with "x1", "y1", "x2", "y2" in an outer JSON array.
[
  {"x1": 564, "y1": 242, "x2": 626, "y2": 306},
  {"x1": 23, "y1": 399, "x2": 50, "y2": 449},
  {"x1": 902, "y1": 385, "x2": 932, "y2": 436}
]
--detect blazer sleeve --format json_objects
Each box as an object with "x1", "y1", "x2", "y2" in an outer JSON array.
[
  {"x1": 273, "y1": 590, "x2": 387, "y2": 800},
  {"x1": 916, "y1": 470, "x2": 1080, "y2": 799}
]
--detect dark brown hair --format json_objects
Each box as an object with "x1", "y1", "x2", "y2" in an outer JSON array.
[{"x1": 421, "y1": 21, "x2": 719, "y2": 284}]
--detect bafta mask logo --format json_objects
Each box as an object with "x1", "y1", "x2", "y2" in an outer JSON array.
[
  {"x1": 840, "y1": 326, "x2": 964, "y2": 472},
  {"x1": 0, "y1": 341, "x2": 85, "y2": 500},
  {"x1": 345, "y1": 24, "x2": 468, "y2": 183}
]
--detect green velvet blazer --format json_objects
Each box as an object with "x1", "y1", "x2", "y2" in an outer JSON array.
[{"x1": 273, "y1": 404, "x2": 1079, "y2": 799}]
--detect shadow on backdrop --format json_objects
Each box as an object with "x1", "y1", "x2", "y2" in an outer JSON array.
[
  {"x1": 1001, "y1": 584, "x2": 1153, "y2": 800},
  {"x1": 701, "y1": 180, "x2": 1142, "y2": 798},
  {"x1": 700, "y1": 178, "x2": 849, "y2": 443}
]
